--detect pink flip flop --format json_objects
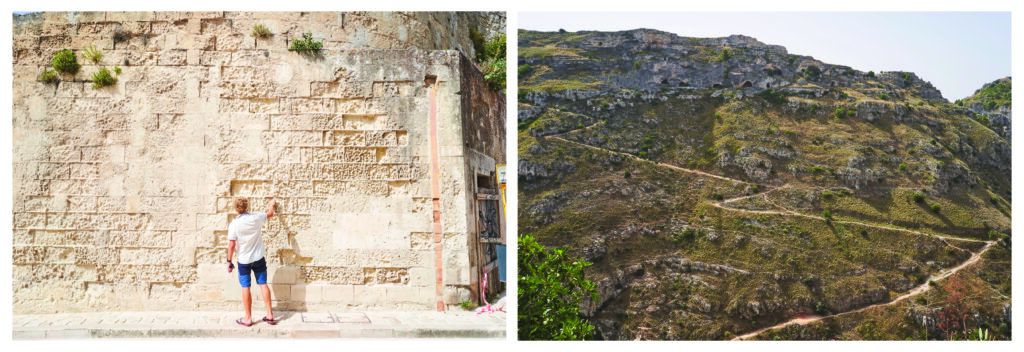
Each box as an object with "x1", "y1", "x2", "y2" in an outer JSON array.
[{"x1": 236, "y1": 318, "x2": 253, "y2": 327}]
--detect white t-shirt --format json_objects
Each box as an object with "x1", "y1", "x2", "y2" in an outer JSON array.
[{"x1": 227, "y1": 212, "x2": 268, "y2": 264}]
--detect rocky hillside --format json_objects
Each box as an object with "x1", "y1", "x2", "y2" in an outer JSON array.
[
  {"x1": 957, "y1": 77, "x2": 1011, "y2": 141},
  {"x1": 518, "y1": 29, "x2": 1011, "y2": 340}
]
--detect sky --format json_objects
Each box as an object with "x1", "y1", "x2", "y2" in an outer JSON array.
[{"x1": 520, "y1": 12, "x2": 1010, "y2": 101}]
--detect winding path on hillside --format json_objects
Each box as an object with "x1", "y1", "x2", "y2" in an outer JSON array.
[{"x1": 542, "y1": 132, "x2": 997, "y2": 340}]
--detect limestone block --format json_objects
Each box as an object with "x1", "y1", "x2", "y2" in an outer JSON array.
[
  {"x1": 333, "y1": 212, "x2": 423, "y2": 249},
  {"x1": 263, "y1": 131, "x2": 323, "y2": 147},
  {"x1": 248, "y1": 98, "x2": 280, "y2": 113},
  {"x1": 328, "y1": 131, "x2": 366, "y2": 146},
  {"x1": 157, "y1": 49, "x2": 188, "y2": 66},
  {"x1": 334, "y1": 98, "x2": 384, "y2": 115},
  {"x1": 271, "y1": 283, "x2": 291, "y2": 301},
  {"x1": 199, "y1": 50, "x2": 232, "y2": 66},
  {"x1": 14, "y1": 212, "x2": 47, "y2": 229},
  {"x1": 352, "y1": 286, "x2": 387, "y2": 305},
  {"x1": 387, "y1": 286, "x2": 432, "y2": 304},
  {"x1": 14, "y1": 264, "x2": 97, "y2": 282},
  {"x1": 310, "y1": 81, "x2": 373, "y2": 98},
  {"x1": 270, "y1": 114, "x2": 314, "y2": 130},
  {"x1": 442, "y1": 286, "x2": 471, "y2": 305},
  {"x1": 149, "y1": 283, "x2": 192, "y2": 301},
  {"x1": 120, "y1": 248, "x2": 192, "y2": 265},
  {"x1": 291, "y1": 284, "x2": 323, "y2": 303},
  {"x1": 98, "y1": 264, "x2": 197, "y2": 283},
  {"x1": 192, "y1": 283, "x2": 222, "y2": 301},
  {"x1": 269, "y1": 265, "x2": 299, "y2": 284},
  {"x1": 443, "y1": 250, "x2": 471, "y2": 285},
  {"x1": 322, "y1": 285, "x2": 354, "y2": 302},
  {"x1": 106, "y1": 230, "x2": 173, "y2": 248}
]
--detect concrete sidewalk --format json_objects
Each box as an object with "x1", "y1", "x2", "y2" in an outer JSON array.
[{"x1": 13, "y1": 310, "x2": 506, "y2": 339}]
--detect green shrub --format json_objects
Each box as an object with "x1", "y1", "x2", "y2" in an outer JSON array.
[
  {"x1": 802, "y1": 277, "x2": 817, "y2": 287},
  {"x1": 90, "y1": 67, "x2": 117, "y2": 88},
  {"x1": 82, "y1": 43, "x2": 102, "y2": 64},
  {"x1": 988, "y1": 230, "x2": 1001, "y2": 240},
  {"x1": 624, "y1": 170, "x2": 631, "y2": 178},
  {"x1": 37, "y1": 69, "x2": 58, "y2": 84},
  {"x1": 834, "y1": 107, "x2": 855, "y2": 118},
  {"x1": 484, "y1": 58, "x2": 506, "y2": 91},
  {"x1": 912, "y1": 193, "x2": 925, "y2": 203},
  {"x1": 822, "y1": 210, "x2": 832, "y2": 221},
  {"x1": 674, "y1": 228, "x2": 698, "y2": 246},
  {"x1": 472, "y1": 33, "x2": 506, "y2": 92},
  {"x1": 518, "y1": 64, "x2": 533, "y2": 77},
  {"x1": 518, "y1": 235, "x2": 598, "y2": 340},
  {"x1": 289, "y1": 31, "x2": 323, "y2": 52},
  {"x1": 576, "y1": 123, "x2": 583, "y2": 129},
  {"x1": 638, "y1": 151, "x2": 647, "y2": 158},
  {"x1": 714, "y1": 193, "x2": 724, "y2": 201},
  {"x1": 867, "y1": 71, "x2": 875, "y2": 78},
  {"x1": 634, "y1": 61, "x2": 640, "y2": 70},
  {"x1": 51, "y1": 49, "x2": 80, "y2": 75},
  {"x1": 113, "y1": 66, "x2": 122, "y2": 75},
  {"x1": 821, "y1": 191, "x2": 834, "y2": 199},
  {"x1": 810, "y1": 165, "x2": 827, "y2": 173},
  {"x1": 756, "y1": 89, "x2": 789, "y2": 105},
  {"x1": 251, "y1": 24, "x2": 272, "y2": 38},
  {"x1": 898, "y1": 163, "x2": 907, "y2": 171},
  {"x1": 877, "y1": 92, "x2": 889, "y2": 100},
  {"x1": 990, "y1": 195, "x2": 999, "y2": 205},
  {"x1": 802, "y1": 65, "x2": 821, "y2": 79},
  {"x1": 459, "y1": 300, "x2": 474, "y2": 311},
  {"x1": 814, "y1": 301, "x2": 829, "y2": 315},
  {"x1": 930, "y1": 203, "x2": 941, "y2": 213},
  {"x1": 718, "y1": 49, "x2": 731, "y2": 62}
]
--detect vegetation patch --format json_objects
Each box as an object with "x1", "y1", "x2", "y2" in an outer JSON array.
[{"x1": 51, "y1": 49, "x2": 80, "y2": 75}]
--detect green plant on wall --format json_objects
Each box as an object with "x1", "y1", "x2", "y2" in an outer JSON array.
[
  {"x1": 470, "y1": 29, "x2": 506, "y2": 92},
  {"x1": 289, "y1": 31, "x2": 323, "y2": 53},
  {"x1": 90, "y1": 67, "x2": 117, "y2": 88},
  {"x1": 82, "y1": 43, "x2": 102, "y2": 64},
  {"x1": 51, "y1": 49, "x2": 80, "y2": 75},
  {"x1": 38, "y1": 69, "x2": 58, "y2": 84},
  {"x1": 251, "y1": 24, "x2": 272, "y2": 38}
]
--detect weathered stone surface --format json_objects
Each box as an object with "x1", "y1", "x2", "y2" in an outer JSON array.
[{"x1": 13, "y1": 11, "x2": 505, "y2": 313}]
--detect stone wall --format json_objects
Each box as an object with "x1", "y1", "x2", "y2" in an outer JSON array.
[{"x1": 12, "y1": 11, "x2": 506, "y2": 313}]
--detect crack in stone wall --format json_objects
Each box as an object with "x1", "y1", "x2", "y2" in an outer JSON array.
[{"x1": 13, "y1": 11, "x2": 504, "y2": 313}]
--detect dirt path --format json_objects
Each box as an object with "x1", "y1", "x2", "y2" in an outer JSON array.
[
  {"x1": 549, "y1": 136, "x2": 762, "y2": 187},
  {"x1": 545, "y1": 133, "x2": 996, "y2": 340},
  {"x1": 733, "y1": 242, "x2": 993, "y2": 340}
]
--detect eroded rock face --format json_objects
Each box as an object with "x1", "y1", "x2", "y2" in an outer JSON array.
[{"x1": 13, "y1": 12, "x2": 505, "y2": 313}]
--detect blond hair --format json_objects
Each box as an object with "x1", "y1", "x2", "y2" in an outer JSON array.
[{"x1": 233, "y1": 197, "x2": 249, "y2": 214}]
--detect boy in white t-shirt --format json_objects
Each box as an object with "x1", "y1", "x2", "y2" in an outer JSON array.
[{"x1": 226, "y1": 197, "x2": 277, "y2": 327}]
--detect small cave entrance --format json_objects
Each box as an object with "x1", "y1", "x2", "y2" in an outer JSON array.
[
  {"x1": 739, "y1": 80, "x2": 753, "y2": 88},
  {"x1": 765, "y1": 82, "x2": 771, "y2": 89},
  {"x1": 660, "y1": 79, "x2": 669, "y2": 85},
  {"x1": 711, "y1": 83, "x2": 723, "y2": 89}
]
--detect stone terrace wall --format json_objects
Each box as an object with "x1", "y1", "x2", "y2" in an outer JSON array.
[{"x1": 12, "y1": 12, "x2": 505, "y2": 313}]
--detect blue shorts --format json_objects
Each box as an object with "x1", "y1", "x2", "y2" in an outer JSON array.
[{"x1": 238, "y1": 257, "x2": 268, "y2": 288}]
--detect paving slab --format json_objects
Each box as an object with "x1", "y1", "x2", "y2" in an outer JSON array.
[{"x1": 13, "y1": 310, "x2": 506, "y2": 339}]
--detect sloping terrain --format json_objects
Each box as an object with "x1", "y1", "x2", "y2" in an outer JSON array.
[{"x1": 518, "y1": 29, "x2": 1011, "y2": 340}]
